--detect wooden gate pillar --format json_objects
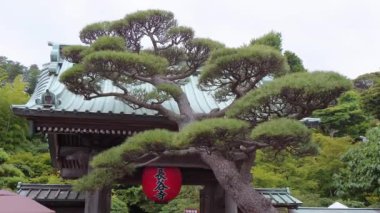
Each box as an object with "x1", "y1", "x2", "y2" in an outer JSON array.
[
  {"x1": 200, "y1": 183, "x2": 225, "y2": 213},
  {"x1": 84, "y1": 150, "x2": 112, "y2": 213},
  {"x1": 84, "y1": 186, "x2": 111, "y2": 213},
  {"x1": 225, "y1": 193, "x2": 238, "y2": 213}
]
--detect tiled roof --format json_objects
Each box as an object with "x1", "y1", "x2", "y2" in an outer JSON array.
[
  {"x1": 17, "y1": 183, "x2": 85, "y2": 203},
  {"x1": 12, "y1": 44, "x2": 229, "y2": 117},
  {"x1": 256, "y1": 188, "x2": 302, "y2": 208}
]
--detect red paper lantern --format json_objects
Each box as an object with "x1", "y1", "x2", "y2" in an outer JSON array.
[{"x1": 142, "y1": 167, "x2": 182, "y2": 203}]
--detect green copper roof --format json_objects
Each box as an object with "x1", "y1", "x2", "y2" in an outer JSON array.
[
  {"x1": 12, "y1": 44, "x2": 229, "y2": 117},
  {"x1": 256, "y1": 188, "x2": 302, "y2": 208}
]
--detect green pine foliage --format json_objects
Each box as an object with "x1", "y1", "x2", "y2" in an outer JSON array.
[
  {"x1": 79, "y1": 21, "x2": 113, "y2": 44},
  {"x1": 250, "y1": 31, "x2": 283, "y2": 51},
  {"x1": 313, "y1": 91, "x2": 371, "y2": 138},
  {"x1": 62, "y1": 45, "x2": 91, "y2": 63},
  {"x1": 190, "y1": 38, "x2": 225, "y2": 51},
  {"x1": 74, "y1": 166, "x2": 134, "y2": 192},
  {"x1": 59, "y1": 64, "x2": 95, "y2": 96},
  {"x1": 176, "y1": 118, "x2": 249, "y2": 150},
  {"x1": 284, "y1": 51, "x2": 307, "y2": 73},
  {"x1": 91, "y1": 36, "x2": 126, "y2": 51},
  {"x1": 156, "y1": 83, "x2": 183, "y2": 98},
  {"x1": 82, "y1": 51, "x2": 169, "y2": 76},
  {"x1": 250, "y1": 118, "x2": 313, "y2": 154},
  {"x1": 200, "y1": 45, "x2": 289, "y2": 101},
  {"x1": 227, "y1": 71, "x2": 352, "y2": 122},
  {"x1": 124, "y1": 10, "x2": 174, "y2": 24},
  {"x1": 251, "y1": 118, "x2": 310, "y2": 140},
  {"x1": 167, "y1": 26, "x2": 194, "y2": 40},
  {"x1": 91, "y1": 129, "x2": 177, "y2": 168}
]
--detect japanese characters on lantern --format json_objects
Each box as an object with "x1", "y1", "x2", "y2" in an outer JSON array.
[{"x1": 142, "y1": 167, "x2": 182, "y2": 203}]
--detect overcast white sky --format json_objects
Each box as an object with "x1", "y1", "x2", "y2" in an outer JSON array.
[{"x1": 0, "y1": 0, "x2": 379, "y2": 79}]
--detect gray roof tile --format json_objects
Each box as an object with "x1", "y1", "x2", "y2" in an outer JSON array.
[{"x1": 17, "y1": 183, "x2": 85, "y2": 202}]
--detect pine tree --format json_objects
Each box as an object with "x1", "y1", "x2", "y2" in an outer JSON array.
[{"x1": 60, "y1": 10, "x2": 352, "y2": 213}]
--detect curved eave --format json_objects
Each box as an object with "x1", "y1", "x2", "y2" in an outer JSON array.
[
  {"x1": 12, "y1": 106, "x2": 169, "y2": 121},
  {"x1": 12, "y1": 107, "x2": 178, "y2": 135}
]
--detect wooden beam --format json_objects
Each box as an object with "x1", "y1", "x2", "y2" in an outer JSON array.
[
  {"x1": 60, "y1": 167, "x2": 217, "y2": 184},
  {"x1": 61, "y1": 168, "x2": 86, "y2": 179},
  {"x1": 13, "y1": 108, "x2": 178, "y2": 131},
  {"x1": 118, "y1": 168, "x2": 217, "y2": 185},
  {"x1": 146, "y1": 154, "x2": 210, "y2": 170},
  {"x1": 59, "y1": 147, "x2": 90, "y2": 157}
]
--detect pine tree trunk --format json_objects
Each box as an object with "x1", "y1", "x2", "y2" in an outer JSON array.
[{"x1": 200, "y1": 152, "x2": 278, "y2": 213}]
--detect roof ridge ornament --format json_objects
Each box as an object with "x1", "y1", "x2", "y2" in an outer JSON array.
[
  {"x1": 35, "y1": 89, "x2": 61, "y2": 108},
  {"x1": 48, "y1": 42, "x2": 63, "y2": 76}
]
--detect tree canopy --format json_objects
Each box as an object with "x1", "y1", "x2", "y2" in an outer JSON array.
[
  {"x1": 0, "y1": 72, "x2": 63, "y2": 190},
  {"x1": 0, "y1": 76, "x2": 30, "y2": 151},
  {"x1": 24, "y1": 64, "x2": 41, "y2": 95},
  {"x1": 0, "y1": 56, "x2": 41, "y2": 94},
  {"x1": 335, "y1": 126, "x2": 380, "y2": 205},
  {"x1": 353, "y1": 72, "x2": 380, "y2": 91},
  {"x1": 312, "y1": 91, "x2": 370, "y2": 138},
  {"x1": 59, "y1": 9, "x2": 352, "y2": 213},
  {"x1": 254, "y1": 133, "x2": 354, "y2": 206},
  {"x1": 0, "y1": 56, "x2": 26, "y2": 83},
  {"x1": 361, "y1": 79, "x2": 380, "y2": 120}
]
